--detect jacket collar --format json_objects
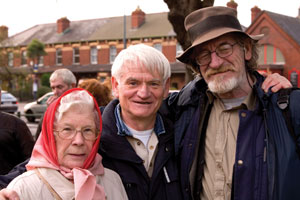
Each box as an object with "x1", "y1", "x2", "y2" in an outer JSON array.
[
  {"x1": 168, "y1": 76, "x2": 208, "y2": 108},
  {"x1": 114, "y1": 103, "x2": 166, "y2": 137}
]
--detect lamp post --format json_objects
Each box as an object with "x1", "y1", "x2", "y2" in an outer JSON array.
[{"x1": 123, "y1": 14, "x2": 127, "y2": 49}]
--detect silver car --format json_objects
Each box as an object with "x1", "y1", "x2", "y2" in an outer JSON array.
[
  {"x1": 0, "y1": 91, "x2": 18, "y2": 114},
  {"x1": 24, "y1": 92, "x2": 53, "y2": 122}
]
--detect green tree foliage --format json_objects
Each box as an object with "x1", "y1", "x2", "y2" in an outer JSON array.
[
  {"x1": 26, "y1": 39, "x2": 46, "y2": 65},
  {"x1": 40, "y1": 73, "x2": 51, "y2": 87},
  {"x1": 37, "y1": 85, "x2": 51, "y2": 98}
]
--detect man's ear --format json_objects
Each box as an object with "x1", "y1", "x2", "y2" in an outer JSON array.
[
  {"x1": 163, "y1": 78, "x2": 170, "y2": 98},
  {"x1": 111, "y1": 76, "x2": 119, "y2": 98},
  {"x1": 244, "y1": 40, "x2": 252, "y2": 61}
]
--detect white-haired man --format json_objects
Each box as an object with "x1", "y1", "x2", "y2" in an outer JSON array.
[{"x1": 99, "y1": 44, "x2": 183, "y2": 200}]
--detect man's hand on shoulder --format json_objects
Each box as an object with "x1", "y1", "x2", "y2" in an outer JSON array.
[
  {"x1": 46, "y1": 95, "x2": 58, "y2": 107},
  {"x1": 0, "y1": 189, "x2": 19, "y2": 200},
  {"x1": 261, "y1": 72, "x2": 292, "y2": 93}
]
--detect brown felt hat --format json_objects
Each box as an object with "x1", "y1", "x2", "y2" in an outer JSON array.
[{"x1": 177, "y1": 6, "x2": 263, "y2": 64}]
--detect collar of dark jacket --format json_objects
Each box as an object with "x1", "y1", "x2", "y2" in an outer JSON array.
[
  {"x1": 168, "y1": 76, "x2": 208, "y2": 108},
  {"x1": 114, "y1": 103, "x2": 166, "y2": 137},
  {"x1": 252, "y1": 71, "x2": 273, "y2": 110},
  {"x1": 167, "y1": 71, "x2": 274, "y2": 115}
]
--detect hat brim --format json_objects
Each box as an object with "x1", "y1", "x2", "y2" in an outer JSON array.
[{"x1": 177, "y1": 29, "x2": 264, "y2": 64}]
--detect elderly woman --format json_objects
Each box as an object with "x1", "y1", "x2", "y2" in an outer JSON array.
[{"x1": 6, "y1": 88, "x2": 127, "y2": 200}]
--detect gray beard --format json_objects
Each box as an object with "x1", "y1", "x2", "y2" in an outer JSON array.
[{"x1": 208, "y1": 75, "x2": 241, "y2": 94}]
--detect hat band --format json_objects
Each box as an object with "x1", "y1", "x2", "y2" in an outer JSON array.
[{"x1": 188, "y1": 15, "x2": 242, "y2": 42}]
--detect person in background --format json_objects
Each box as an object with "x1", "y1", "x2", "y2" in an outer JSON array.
[
  {"x1": 0, "y1": 68, "x2": 76, "y2": 188},
  {"x1": 46, "y1": 68, "x2": 77, "y2": 106},
  {"x1": 6, "y1": 89, "x2": 127, "y2": 200},
  {"x1": 99, "y1": 44, "x2": 183, "y2": 200},
  {"x1": 35, "y1": 68, "x2": 77, "y2": 140},
  {"x1": 78, "y1": 78, "x2": 113, "y2": 107},
  {"x1": 0, "y1": 89, "x2": 35, "y2": 175},
  {"x1": 165, "y1": 6, "x2": 298, "y2": 200},
  {"x1": 32, "y1": 79, "x2": 38, "y2": 101}
]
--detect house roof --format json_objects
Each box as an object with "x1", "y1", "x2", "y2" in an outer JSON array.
[
  {"x1": 1, "y1": 12, "x2": 176, "y2": 47},
  {"x1": 265, "y1": 11, "x2": 300, "y2": 46}
]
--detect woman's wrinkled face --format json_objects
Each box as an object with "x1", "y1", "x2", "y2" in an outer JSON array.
[{"x1": 54, "y1": 107, "x2": 96, "y2": 169}]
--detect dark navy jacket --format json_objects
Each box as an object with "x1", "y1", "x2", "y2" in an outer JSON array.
[
  {"x1": 99, "y1": 99, "x2": 182, "y2": 200},
  {"x1": 164, "y1": 72, "x2": 300, "y2": 200}
]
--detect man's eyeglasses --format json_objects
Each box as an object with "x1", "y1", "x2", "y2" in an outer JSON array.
[
  {"x1": 54, "y1": 127, "x2": 98, "y2": 141},
  {"x1": 195, "y1": 43, "x2": 238, "y2": 66}
]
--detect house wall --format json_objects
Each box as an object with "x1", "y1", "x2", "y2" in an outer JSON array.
[
  {"x1": 246, "y1": 14, "x2": 300, "y2": 86},
  {"x1": 4, "y1": 39, "x2": 186, "y2": 89}
]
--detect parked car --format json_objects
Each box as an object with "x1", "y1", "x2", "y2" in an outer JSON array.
[
  {"x1": 24, "y1": 92, "x2": 53, "y2": 122},
  {"x1": 0, "y1": 91, "x2": 18, "y2": 114}
]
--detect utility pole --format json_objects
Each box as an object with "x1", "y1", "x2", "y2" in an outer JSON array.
[{"x1": 123, "y1": 14, "x2": 127, "y2": 49}]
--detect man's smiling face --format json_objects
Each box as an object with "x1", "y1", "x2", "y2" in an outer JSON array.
[{"x1": 112, "y1": 64, "x2": 169, "y2": 124}]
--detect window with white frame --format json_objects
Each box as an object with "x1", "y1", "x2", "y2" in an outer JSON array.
[
  {"x1": 258, "y1": 44, "x2": 285, "y2": 65},
  {"x1": 21, "y1": 51, "x2": 27, "y2": 66},
  {"x1": 109, "y1": 46, "x2": 117, "y2": 63},
  {"x1": 8, "y1": 52, "x2": 13, "y2": 67},
  {"x1": 153, "y1": 43, "x2": 162, "y2": 52},
  {"x1": 56, "y1": 48, "x2": 62, "y2": 65},
  {"x1": 73, "y1": 47, "x2": 80, "y2": 64},
  {"x1": 90, "y1": 46, "x2": 98, "y2": 64},
  {"x1": 38, "y1": 56, "x2": 44, "y2": 66}
]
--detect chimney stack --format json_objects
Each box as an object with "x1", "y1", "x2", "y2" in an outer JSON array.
[
  {"x1": 251, "y1": 6, "x2": 261, "y2": 22},
  {"x1": 298, "y1": 7, "x2": 300, "y2": 19},
  {"x1": 131, "y1": 6, "x2": 145, "y2": 29},
  {"x1": 57, "y1": 17, "x2": 70, "y2": 34},
  {"x1": 226, "y1": 0, "x2": 238, "y2": 10},
  {"x1": 0, "y1": 26, "x2": 8, "y2": 41}
]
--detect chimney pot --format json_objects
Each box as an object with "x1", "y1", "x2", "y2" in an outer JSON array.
[
  {"x1": 57, "y1": 17, "x2": 70, "y2": 34},
  {"x1": 0, "y1": 26, "x2": 8, "y2": 41},
  {"x1": 131, "y1": 6, "x2": 145, "y2": 29},
  {"x1": 251, "y1": 6, "x2": 261, "y2": 22},
  {"x1": 226, "y1": 0, "x2": 238, "y2": 10}
]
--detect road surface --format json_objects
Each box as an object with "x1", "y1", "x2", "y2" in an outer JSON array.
[{"x1": 18, "y1": 102, "x2": 39, "y2": 138}]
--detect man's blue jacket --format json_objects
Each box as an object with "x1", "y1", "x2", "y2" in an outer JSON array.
[
  {"x1": 99, "y1": 99, "x2": 183, "y2": 200},
  {"x1": 163, "y1": 72, "x2": 300, "y2": 200}
]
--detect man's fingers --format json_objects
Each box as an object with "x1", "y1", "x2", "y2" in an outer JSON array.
[
  {"x1": 46, "y1": 96, "x2": 58, "y2": 106},
  {"x1": 0, "y1": 189, "x2": 20, "y2": 200},
  {"x1": 262, "y1": 73, "x2": 292, "y2": 92}
]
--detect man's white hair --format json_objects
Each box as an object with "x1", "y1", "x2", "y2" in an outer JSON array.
[{"x1": 111, "y1": 44, "x2": 171, "y2": 83}]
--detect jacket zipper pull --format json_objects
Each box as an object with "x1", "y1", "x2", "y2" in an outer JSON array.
[
  {"x1": 163, "y1": 166, "x2": 170, "y2": 183},
  {"x1": 263, "y1": 146, "x2": 267, "y2": 162}
]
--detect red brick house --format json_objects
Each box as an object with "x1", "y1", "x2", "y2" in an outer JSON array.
[
  {"x1": 0, "y1": 7, "x2": 186, "y2": 89},
  {"x1": 246, "y1": 6, "x2": 300, "y2": 87}
]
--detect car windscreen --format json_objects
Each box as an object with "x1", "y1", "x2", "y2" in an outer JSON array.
[{"x1": 1, "y1": 93, "x2": 16, "y2": 100}]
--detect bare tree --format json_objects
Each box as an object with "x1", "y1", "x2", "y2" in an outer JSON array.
[{"x1": 164, "y1": 0, "x2": 214, "y2": 50}]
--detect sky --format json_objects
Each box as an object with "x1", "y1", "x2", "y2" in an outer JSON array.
[{"x1": 0, "y1": 0, "x2": 299, "y2": 36}]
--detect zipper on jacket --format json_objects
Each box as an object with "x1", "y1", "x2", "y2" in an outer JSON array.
[
  {"x1": 163, "y1": 166, "x2": 170, "y2": 183},
  {"x1": 262, "y1": 108, "x2": 269, "y2": 163},
  {"x1": 262, "y1": 106, "x2": 274, "y2": 198}
]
